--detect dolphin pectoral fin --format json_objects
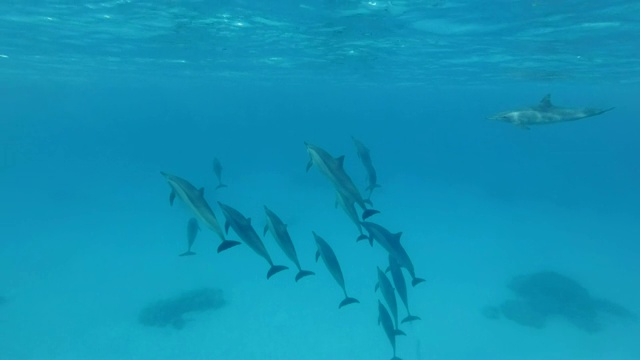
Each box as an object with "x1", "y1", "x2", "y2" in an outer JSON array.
[
  {"x1": 369, "y1": 237, "x2": 374, "y2": 247},
  {"x1": 267, "y1": 265, "x2": 289, "y2": 279},
  {"x1": 169, "y1": 190, "x2": 176, "y2": 206},
  {"x1": 179, "y1": 251, "x2": 196, "y2": 256},
  {"x1": 306, "y1": 160, "x2": 313, "y2": 172},
  {"x1": 217, "y1": 240, "x2": 241, "y2": 253},
  {"x1": 395, "y1": 329, "x2": 406, "y2": 336},
  {"x1": 295, "y1": 270, "x2": 315, "y2": 282},
  {"x1": 339, "y1": 296, "x2": 360, "y2": 308},
  {"x1": 411, "y1": 277, "x2": 426, "y2": 287},
  {"x1": 263, "y1": 224, "x2": 269, "y2": 236},
  {"x1": 224, "y1": 220, "x2": 230, "y2": 234},
  {"x1": 315, "y1": 250, "x2": 321, "y2": 262},
  {"x1": 356, "y1": 234, "x2": 368, "y2": 242},
  {"x1": 374, "y1": 282, "x2": 379, "y2": 292},
  {"x1": 384, "y1": 266, "x2": 390, "y2": 274},
  {"x1": 215, "y1": 183, "x2": 228, "y2": 190},
  {"x1": 401, "y1": 315, "x2": 421, "y2": 323},
  {"x1": 361, "y1": 209, "x2": 380, "y2": 220}
]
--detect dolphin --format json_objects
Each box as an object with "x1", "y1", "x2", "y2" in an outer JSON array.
[
  {"x1": 334, "y1": 190, "x2": 368, "y2": 242},
  {"x1": 179, "y1": 218, "x2": 200, "y2": 256},
  {"x1": 305, "y1": 142, "x2": 379, "y2": 220},
  {"x1": 218, "y1": 202, "x2": 288, "y2": 279},
  {"x1": 161, "y1": 172, "x2": 240, "y2": 253},
  {"x1": 378, "y1": 300, "x2": 404, "y2": 360},
  {"x1": 351, "y1": 136, "x2": 380, "y2": 196},
  {"x1": 312, "y1": 231, "x2": 359, "y2": 308},
  {"x1": 360, "y1": 221, "x2": 426, "y2": 287},
  {"x1": 376, "y1": 267, "x2": 405, "y2": 333},
  {"x1": 212, "y1": 157, "x2": 228, "y2": 190},
  {"x1": 489, "y1": 94, "x2": 614, "y2": 129},
  {"x1": 388, "y1": 255, "x2": 421, "y2": 323},
  {"x1": 263, "y1": 206, "x2": 315, "y2": 282}
]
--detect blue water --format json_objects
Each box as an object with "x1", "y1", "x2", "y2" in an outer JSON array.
[{"x1": 1, "y1": 1, "x2": 639, "y2": 359}]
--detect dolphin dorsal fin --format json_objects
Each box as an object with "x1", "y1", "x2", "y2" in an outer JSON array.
[
  {"x1": 394, "y1": 232, "x2": 403, "y2": 242},
  {"x1": 198, "y1": 187, "x2": 205, "y2": 197},
  {"x1": 538, "y1": 94, "x2": 553, "y2": 110},
  {"x1": 247, "y1": 217, "x2": 252, "y2": 225},
  {"x1": 336, "y1": 155, "x2": 345, "y2": 168}
]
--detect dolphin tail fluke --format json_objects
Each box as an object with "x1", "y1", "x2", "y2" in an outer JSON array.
[
  {"x1": 179, "y1": 251, "x2": 196, "y2": 256},
  {"x1": 215, "y1": 183, "x2": 228, "y2": 190},
  {"x1": 401, "y1": 315, "x2": 421, "y2": 323},
  {"x1": 391, "y1": 357, "x2": 403, "y2": 360},
  {"x1": 217, "y1": 240, "x2": 241, "y2": 253},
  {"x1": 295, "y1": 270, "x2": 315, "y2": 282},
  {"x1": 411, "y1": 277, "x2": 426, "y2": 287},
  {"x1": 362, "y1": 209, "x2": 380, "y2": 220},
  {"x1": 267, "y1": 265, "x2": 289, "y2": 279},
  {"x1": 339, "y1": 296, "x2": 360, "y2": 308}
]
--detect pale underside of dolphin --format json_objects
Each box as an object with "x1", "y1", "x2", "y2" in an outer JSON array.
[{"x1": 489, "y1": 94, "x2": 614, "y2": 129}]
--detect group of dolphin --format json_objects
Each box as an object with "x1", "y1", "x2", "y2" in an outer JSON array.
[
  {"x1": 305, "y1": 139, "x2": 426, "y2": 360},
  {"x1": 160, "y1": 139, "x2": 425, "y2": 360}
]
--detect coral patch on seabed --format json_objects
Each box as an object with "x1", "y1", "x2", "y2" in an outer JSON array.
[
  {"x1": 138, "y1": 288, "x2": 226, "y2": 330},
  {"x1": 484, "y1": 271, "x2": 637, "y2": 333}
]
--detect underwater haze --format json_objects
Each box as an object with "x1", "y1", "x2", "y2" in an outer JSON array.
[{"x1": 1, "y1": 1, "x2": 639, "y2": 359}]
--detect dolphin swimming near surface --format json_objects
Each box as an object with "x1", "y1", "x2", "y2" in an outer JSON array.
[
  {"x1": 376, "y1": 267, "x2": 405, "y2": 333},
  {"x1": 212, "y1": 157, "x2": 228, "y2": 190},
  {"x1": 351, "y1": 136, "x2": 380, "y2": 197},
  {"x1": 179, "y1": 218, "x2": 200, "y2": 256},
  {"x1": 334, "y1": 190, "x2": 368, "y2": 242},
  {"x1": 218, "y1": 202, "x2": 288, "y2": 279},
  {"x1": 305, "y1": 142, "x2": 379, "y2": 220},
  {"x1": 161, "y1": 172, "x2": 240, "y2": 253},
  {"x1": 360, "y1": 221, "x2": 426, "y2": 287},
  {"x1": 489, "y1": 94, "x2": 614, "y2": 129},
  {"x1": 378, "y1": 300, "x2": 404, "y2": 360},
  {"x1": 263, "y1": 206, "x2": 315, "y2": 282},
  {"x1": 388, "y1": 255, "x2": 421, "y2": 323},
  {"x1": 312, "y1": 231, "x2": 360, "y2": 308}
]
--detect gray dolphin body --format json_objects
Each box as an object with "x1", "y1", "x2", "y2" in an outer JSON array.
[
  {"x1": 212, "y1": 157, "x2": 227, "y2": 190},
  {"x1": 361, "y1": 221, "x2": 425, "y2": 287},
  {"x1": 263, "y1": 206, "x2": 315, "y2": 282},
  {"x1": 312, "y1": 231, "x2": 359, "y2": 308},
  {"x1": 351, "y1": 136, "x2": 380, "y2": 196},
  {"x1": 305, "y1": 142, "x2": 379, "y2": 220},
  {"x1": 335, "y1": 190, "x2": 368, "y2": 242},
  {"x1": 376, "y1": 267, "x2": 405, "y2": 333},
  {"x1": 378, "y1": 300, "x2": 404, "y2": 360},
  {"x1": 218, "y1": 202, "x2": 288, "y2": 279},
  {"x1": 489, "y1": 94, "x2": 614, "y2": 129},
  {"x1": 388, "y1": 255, "x2": 421, "y2": 323},
  {"x1": 179, "y1": 218, "x2": 200, "y2": 256},
  {"x1": 161, "y1": 172, "x2": 240, "y2": 253}
]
